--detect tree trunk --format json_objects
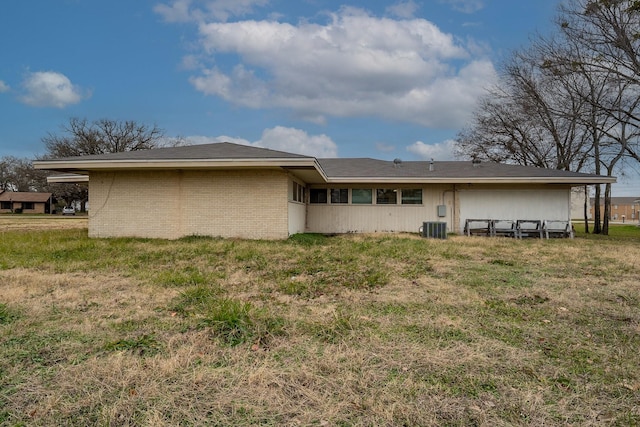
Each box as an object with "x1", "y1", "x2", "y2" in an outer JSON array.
[
  {"x1": 603, "y1": 183, "x2": 611, "y2": 235},
  {"x1": 583, "y1": 185, "x2": 590, "y2": 233},
  {"x1": 593, "y1": 184, "x2": 602, "y2": 234}
]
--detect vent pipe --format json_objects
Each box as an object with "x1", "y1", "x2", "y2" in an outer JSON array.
[{"x1": 429, "y1": 158, "x2": 434, "y2": 172}]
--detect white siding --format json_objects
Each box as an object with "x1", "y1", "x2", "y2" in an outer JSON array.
[
  {"x1": 288, "y1": 201, "x2": 306, "y2": 235},
  {"x1": 307, "y1": 185, "x2": 453, "y2": 234},
  {"x1": 458, "y1": 187, "x2": 571, "y2": 231}
]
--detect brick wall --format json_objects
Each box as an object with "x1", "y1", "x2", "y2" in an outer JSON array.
[{"x1": 88, "y1": 169, "x2": 290, "y2": 239}]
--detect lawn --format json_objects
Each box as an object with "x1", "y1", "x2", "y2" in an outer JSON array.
[{"x1": 0, "y1": 219, "x2": 639, "y2": 426}]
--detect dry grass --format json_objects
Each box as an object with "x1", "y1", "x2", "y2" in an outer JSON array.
[{"x1": 0, "y1": 218, "x2": 639, "y2": 426}]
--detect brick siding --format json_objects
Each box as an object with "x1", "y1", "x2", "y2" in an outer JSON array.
[{"x1": 88, "y1": 169, "x2": 290, "y2": 239}]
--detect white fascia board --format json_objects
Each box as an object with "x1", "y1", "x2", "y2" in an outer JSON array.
[
  {"x1": 47, "y1": 174, "x2": 89, "y2": 183},
  {"x1": 34, "y1": 158, "x2": 319, "y2": 171}
]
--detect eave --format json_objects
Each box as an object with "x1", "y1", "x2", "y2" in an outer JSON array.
[
  {"x1": 34, "y1": 158, "x2": 330, "y2": 183},
  {"x1": 323, "y1": 176, "x2": 617, "y2": 185}
]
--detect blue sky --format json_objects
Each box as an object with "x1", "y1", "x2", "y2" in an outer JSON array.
[{"x1": 1, "y1": 0, "x2": 638, "y2": 196}]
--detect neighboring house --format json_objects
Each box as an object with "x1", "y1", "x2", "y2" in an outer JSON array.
[
  {"x1": 590, "y1": 197, "x2": 640, "y2": 222},
  {"x1": 34, "y1": 142, "x2": 615, "y2": 239},
  {"x1": 0, "y1": 190, "x2": 53, "y2": 214}
]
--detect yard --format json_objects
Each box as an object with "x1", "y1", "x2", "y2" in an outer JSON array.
[{"x1": 0, "y1": 217, "x2": 639, "y2": 426}]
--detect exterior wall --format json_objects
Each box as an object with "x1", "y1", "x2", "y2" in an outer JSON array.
[
  {"x1": 287, "y1": 178, "x2": 306, "y2": 235},
  {"x1": 570, "y1": 186, "x2": 590, "y2": 219},
  {"x1": 89, "y1": 169, "x2": 290, "y2": 239},
  {"x1": 288, "y1": 202, "x2": 306, "y2": 234},
  {"x1": 306, "y1": 184, "x2": 454, "y2": 234},
  {"x1": 457, "y1": 185, "x2": 571, "y2": 232},
  {"x1": 0, "y1": 202, "x2": 47, "y2": 214}
]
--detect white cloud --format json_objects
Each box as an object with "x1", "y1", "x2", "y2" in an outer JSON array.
[
  {"x1": 0, "y1": 80, "x2": 9, "y2": 93},
  {"x1": 185, "y1": 7, "x2": 496, "y2": 128},
  {"x1": 407, "y1": 139, "x2": 457, "y2": 160},
  {"x1": 386, "y1": 1, "x2": 420, "y2": 19},
  {"x1": 184, "y1": 126, "x2": 338, "y2": 157},
  {"x1": 440, "y1": 0, "x2": 484, "y2": 14},
  {"x1": 19, "y1": 71, "x2": 87, "y2": 108},
  {"x1": 154, "y1": 0, "x2": 269, "y2": 22}
]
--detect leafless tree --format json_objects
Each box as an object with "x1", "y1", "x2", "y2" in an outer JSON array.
[
  {"x1": 41, "y1": 118, "x2": 167, "y2": 158},
  {"x1": 457, "y1": 0, "x2": 640, "y2": 235}
]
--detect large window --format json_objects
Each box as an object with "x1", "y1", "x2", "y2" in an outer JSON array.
[
  {"x1": 22, "y1": 202, "x2": 35, "y2": 210},
  {"x1": 376, "y1": 189, "x2": 397, "y2": 205},
  {"x1": 0, "y1": 202, "x2": 11, "y2": 210},
  {"x1": 352, "y1": 189, "x2": 372, "y2": 204},
  {"x1": 310, "y1": 188, "x2": 328, "y2": 204},
  {"x1": 331, "y1": 189, "x2": 348, "y2": 204},
  {"x1": 401, "y1": 189, "x2": 422, "y2": 204}
]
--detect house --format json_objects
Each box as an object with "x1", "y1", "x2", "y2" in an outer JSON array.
[
  {"x1": 0, "y1": 190, "x2": 53, "y2": 214},
  {"x1": 590, "y1": 197, "x2": 640, "y2": 222},
  {"x1": 34, "y1": 142, "x2": 615, "y2": 239}
]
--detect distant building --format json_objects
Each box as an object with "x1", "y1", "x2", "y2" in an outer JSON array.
[
  {"x1": 590, "y1": 197, "x2": 640, "y2": 222},
  {"x1": 0, "y1": 190, "x2": 53, "y2": 214}
]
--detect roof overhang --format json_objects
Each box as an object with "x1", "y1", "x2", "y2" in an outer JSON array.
[
  {"x1": 34, "y1": 158, "x2": 330, "y2": 183},
  {"x1": 47, "y1": 174, "x2": 90, "y2": 184}
]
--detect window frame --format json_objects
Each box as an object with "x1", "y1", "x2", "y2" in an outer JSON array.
[
  {"x1": 401, "y1": 189, "x2": 423, "y2": 205},
  {"x1": 330, "y1": 188, "x2": 348, "y2": 204},
  {"x1": 376, "y1": 188, "x2": 397, "y2": 205},
  {"x1": 309, "y1": 188, "x2": 328, "y2": 204},
  {"x1": 351, "y1": 188, "x2": 373, "y2": 204}
]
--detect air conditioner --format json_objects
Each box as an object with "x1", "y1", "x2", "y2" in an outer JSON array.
[{"x1": 421, "y1": 221, "x2": 447, "y2": 239}]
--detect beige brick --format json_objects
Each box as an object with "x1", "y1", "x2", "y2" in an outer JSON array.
[{"x1": 88, "y1": 169, "x2": 290, "y2": 239}]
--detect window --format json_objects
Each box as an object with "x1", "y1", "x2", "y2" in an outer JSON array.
[
  {"x1": 352, "y1": 189, "x2": 372, "y2": 204},
  {"x1": 292, "y1": 182, "x2": 305, "y2": 203},
  {"x1": 1, "y1": 201, "x2": 10, "y2": 210},
  {"x1": 331, "y1": 189, "x2": 348, "y2": 204},
  {"x1": 22, "y1": 202, "x2": 35, "y2": 210},
  {"x1": 376, "y1": 189, "x2": 397, "y2": 205},
  {"x1": 401, "y1": 189, "x2": 422, "y2": 204},
  {"x1": 309, "y1": 188, "x2": 328, "y2": 204}
]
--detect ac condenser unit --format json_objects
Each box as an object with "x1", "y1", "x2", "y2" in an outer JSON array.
[{"x1": 422, "y1": 221, "x2": 447, "y2": 239}]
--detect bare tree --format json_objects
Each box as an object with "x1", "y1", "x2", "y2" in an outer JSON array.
[
  {"x1": 456, "y1": 44, "x2": 592, "y2": 172},
  {"x1": 41, "y1": 118, "x2": 167, "y2": 158},
  {"x1": 457, "y1": 0, "x2": 640, "y2": 235}
]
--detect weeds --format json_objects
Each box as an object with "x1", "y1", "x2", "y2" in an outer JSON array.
[
  {"x1": 0, "y1": 303, "x2": 19, "y2": 324},
  {"x1": 1, "y1": 221, "x2": 639, "y2": 425}
]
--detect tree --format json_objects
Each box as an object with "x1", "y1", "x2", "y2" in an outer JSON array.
[
  {"x1": 40, "y1": 118, "x2": 175, "y2": 212},
  {"x1": 42, "y1": 118, "x2": 166, "y2": 158},
  {"x1": 457, "y1": 0, "x2": 640, "y2": 235},
  {"x1": 0, "y1": 156, "x2": 47, "y2": 192},
  {"x1": 456, "y1": 47, "x2": 592, "y2": 172}
]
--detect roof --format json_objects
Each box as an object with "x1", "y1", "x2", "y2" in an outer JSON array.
[
  {"x1": 0, "y1": 191, "x2": 52, "y2": 203},
  {"x1": 34, "y1": 142, "x2": 615, "y2": 185},
  {"x1": 317, "y1": 158, "x2": 610, "y2": 183},
  {"x1": 43, "y1": 142, "x2": 312, "y2": 162}
]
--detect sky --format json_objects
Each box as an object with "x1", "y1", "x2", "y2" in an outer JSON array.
[{"x1": 1, "y1": 0, "x2": 638, "y2": 196}]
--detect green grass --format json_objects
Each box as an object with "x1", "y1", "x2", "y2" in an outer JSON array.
[{"x1": 1, "y1": 222, "x2": 639, "y2": 425}]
